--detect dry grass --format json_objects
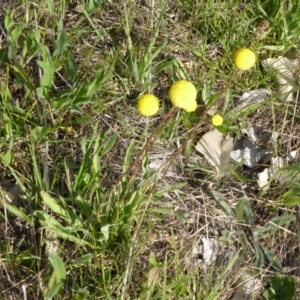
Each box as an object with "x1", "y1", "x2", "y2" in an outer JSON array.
[{"x1": 1, "y1": 0, "x2": 300, "y2": 299}]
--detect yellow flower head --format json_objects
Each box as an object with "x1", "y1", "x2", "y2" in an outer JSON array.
[
  {"x1": 212, "y1": 114, "x2": 223, "y2": 126},
  {"x1": 184, "y1": 101, "x2": 197, "y2": 112},
  {"x1": 233, "y1": 48, "x2": 256, "y2": 70},
  {"x1": 137, "y1": 94, "x2": 159, "y2": 116},
  {"x1": 169, "y1": 80, "x2": 197, "y2": 111}
]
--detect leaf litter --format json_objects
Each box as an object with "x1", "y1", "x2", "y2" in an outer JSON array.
[
  {"x1": 195, "y1": 128, "x2": 233, "y2": 178},
  {"x1": 262, "y1": 56, "x2": 297, "y2": 102}
]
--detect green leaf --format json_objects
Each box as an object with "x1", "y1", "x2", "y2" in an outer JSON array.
[
  {"x1": 86, "y1": 0, "x2": 103, "y2": 14},
  {"x1": 204, "y1": 90, "x2": 223, "y2": 109},
  {"x1": 102, "y1": 133, "x2": 118, "y2": 156},
  {"x1": 49, "y1": 253, "x2": 66, "y2": 280},
  {"x1": 261, "y1": 245, "x2": 282, "y2": 271},
  {"x1": 66, "y1": 55, "x2": 78, "y2": 85},
  {"x1": 3, "y1": 112, "x2": 12, "y2": 136},
  {"x1": 86, "y1": 74, "x2": 106, "y2": 97},
  {"x1": 10, "y1": 65, "x2": 36, "y2": 90},
  {"x1": 31, "y1": 126, "x2": 51, "y2": 141},
  {"x1": 154, "y1": 182, "x2": 186, "y2": 198},
  {"x1": 45, "y1": 0, "x2": 54, "y2": 17},
  {"x1": 46, "y1": 253, "x2": 66, "y2": 299},
  {"x1": 280, "y1": 186, "x2": 300, "y2": 205},
  {"x1": 24, "y1": 30, "x2": 41, "y2": 65},
  {"x1": 149, "y1": 251, "x2": 157, "y2": 267},
  {"x1": 71, "y1": 254, "x2": 94, "y2": 266},
  {"x1": 11, "y1": 26, "x2": 23, "y2": 42},
  {"x1": 235, "y1": 198, "x2": 246, "y2": 221},
  {"x1": 37, "y1": 46, "x2": 54, "y2": 94},
  {"x1": 254, "y1": 242, "x2": 264, "y2": 276},
  {"x1": 123, "y1": 139, "x2": 135, "y2": 173},
  {"x1": 4, "y1": 203, "x2": 33, "y2": 226},
  {"x1": 73, "y1": 288, "x2": 90, "y2": 300},
  {"x1": 253, "y1": 214, "x2": 294, "y2": 240},
  {"x1": 202, "y1": 82, "x2": 212, "y2": 104},
  {"x1": 261, "y1": 165, "x2": 300, "y2": 196},
  {"x1": 51, "y1": 98, "x2": 72, "y2": 110},
  {"x1": 34, "y1": 211, "x2": 91, "y2": 247},
  {"x1": 4, "y1": 11, "x2": 14, "y2": 31},
  {"x1": 152, "y1": 275, "x2": 193, "y2": 299},
  {"x1": 283, "y1": 196, "x2": 300, "y2": 206},
  {"x1": 40, "y1": 191, "x2": 82, "y2": 227},
  {"x1": 150, "y1": 208, "x2": 188, "y2": 221},
  {"x1": 53, "y1": 29, "x2": 68, "y2": 57},
  {"x1": 211, "y1": 190, "x2": 234, "y2": 217},
  {"x1": 223, "y1": 88, "x2": 232, "y2": 112},
  {"x1": 2, "y1": 149, "x2": 12, "y2": 165},
  {"x1": 263, "y1": 276, "x2": 295, "y2": 300}
]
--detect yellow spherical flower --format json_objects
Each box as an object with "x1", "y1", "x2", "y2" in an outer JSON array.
[
  {"x1": 169, "y1": 80, "x2": 197, "y2": 110},
  {"x1": 137, "y1": 94, "x2": 159, "y2": 116},
  {"x1": 234, "y1": 48, "x2": 256, "y2": 70},
  {"x1": 212, "y1": 114, "x2": 223, "y2": 126},
  {"x1": 184, "y1": 100, "x2": 197, "y2": 112}
]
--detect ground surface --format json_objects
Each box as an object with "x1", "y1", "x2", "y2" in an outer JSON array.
[{"x1": 1, "y1": 0, "x2": 300, "y2": 299}]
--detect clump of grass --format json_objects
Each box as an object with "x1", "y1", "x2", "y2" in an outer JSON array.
[{"x1": 1, "y1": 0, "x2": 300, "y2": 299}]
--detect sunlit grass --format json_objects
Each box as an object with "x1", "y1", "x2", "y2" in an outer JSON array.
[{"x1": 0, "y1": 0, "x2": 300, "y2": 299}]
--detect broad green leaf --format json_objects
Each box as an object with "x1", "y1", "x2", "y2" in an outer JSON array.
[
  {"x1": 205, "y1": 90, "x2": 223, "y2": 109},
  {"x1": 283, "y1": 196, "x2": 300, "y2": 206},
  {"x1": 86, "y1": 74, "x2": 106, "y2": 97},
  {"x1": 261, "y1": 165, "x2": 300, "y2": 195},
  {"x1": 101, "y1": 133, "x2": 118, "y2": 156},
  {"x1": 2, "y1": 149, "x2": 12, "y2": 165},
  {"x1": 261, "y1": 245, "x2": 282, "y2": 271},
  {"x1": 37, "y1": 46, "x2": 54, "y2": 94},
  {"x1": 51, "y1": 98, "x2": 72, "y2": 110},
  {"x1": 202, "y1": 82, "x2": 212, "y2": 103},
  {"x1": 48, "y1": 253, "x2": 66, "y2": 281},
  {"x1": 211, "y1": 190, "x2": 234, "y2": 217},
  {"x1": 46, "y1": 0, "x2": 54, "y2": 17},
  {"x1": 34, "y1": 211, "x2": 91, "y2": 246},
  {"x1": 4, "y1": 203, "x2": 33, "y2": 226},
  {"x1": 266, "y1": 215, "x2": 294, "y2": 228},
  {"x1": 244, "y1": 196, "x2": 255, "y2": 228},
  {"x1": 123, "y1": 139, "x2": 135, "y2": 173},
  {"x1": 263, "y1": 276, "x2": 295, "y2": 300},
  {"x1": 31, "y1": 126, "x2": 50, "y2": 141},
  {"x1": 40, "y1": 191, "x2": 82, "y2": 227},
  {"x1": 37, "y1": 60, "x2": 53, "y2": 90},
  {"x1": 66, "y1": 55, "x2": 78, "y2": 85},
  {"x1": 223, "y1": 88, "x2": 232, "y2": 112},
  {"x1": 24, "y1": 30, "x2": 41, "y2": 64},
  {"x1": 71, "y1": 253, "x2": 94, "y2": 266},
  {"x1": 149, "y1": 251, "x2": 157, "y2": 267},
  {"x1": 4, "y1": 11, "x2": 14, "y2": 30},
  {"x1": 86, "y1": 0, "x2": 103, "y2": 14},
  {"x1": 92, "y1": 154, "x2": 100, "y2": 174},
  {"x1": 46, "y1": 253, "x2": 66, "y2": 299},
  {"x1": 10, "y1": 65, "x2": 36, "y2": 90},
  {"x1": 235, "y1": 198, "x2": 246, "y2": 221},
  {"x1": 254, "y1": 242, "x2": 264, "y2": 277},
  {"x1": 11, "y1": 25, "x2": 23, "y2": 42},
  {"x1": 41, "y1": 191, "x2": 68, "y2": 218},
  {"x1": 253, "y1": 214, "x2": 294, "y2": 240},
  {"x1": 53, "y1": 29, "x2": 68, "y2": 57},
  {"x1": 73, "y1": 288, "x2": 90, "y2": 300}
]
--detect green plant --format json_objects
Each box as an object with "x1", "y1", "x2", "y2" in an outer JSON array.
[{"x1": 263, "y1": 275, "x2": 296, "y2": 300}]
